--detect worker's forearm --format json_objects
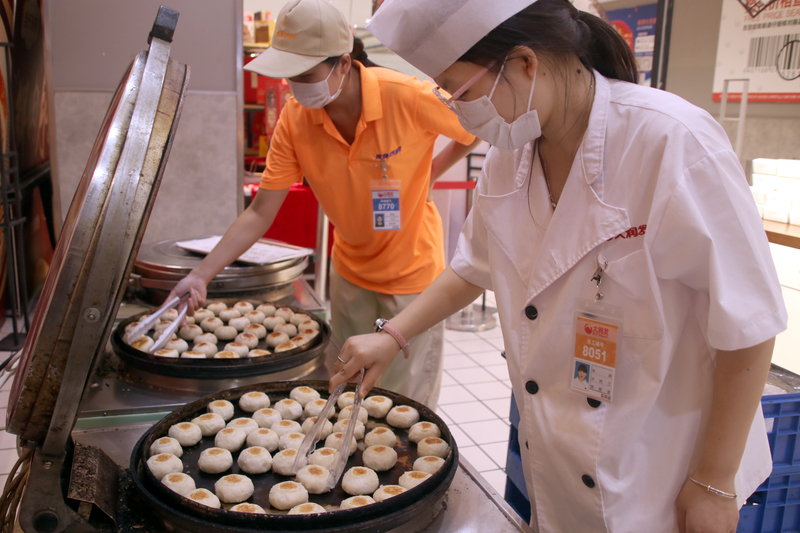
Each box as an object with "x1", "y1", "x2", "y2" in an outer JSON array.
[
  {"x1": 431, "y1": 138, "x2": 481, "y2": 182},
  {"x1": 192, "y1": 188, "x2": 289, "y2": 283},
  {"x1": 692, "y1": 338, "x2": 775, "y2": 491},
  {"x1": 388, "y1": 266, "x2": 484, "y2": 340}
]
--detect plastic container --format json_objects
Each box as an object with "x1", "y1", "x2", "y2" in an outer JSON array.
[
  {"x1": 505, "y1": 396, "x2": 531, "y2": 522},
  {"x1": 738, "y1": 466, "x2": 800, "y2": 533},
  {"x1": 763, "y1": 392, "x2": 800, "y2": 470}
]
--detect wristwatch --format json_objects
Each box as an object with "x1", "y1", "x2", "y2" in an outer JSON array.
[{"x1": 374, "y1": 318, "x2": 410, "y2": 359}]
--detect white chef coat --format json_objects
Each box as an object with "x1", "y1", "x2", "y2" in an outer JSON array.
[{"x1": 451, "y1": 73, "x2": 788, "y2": 533}]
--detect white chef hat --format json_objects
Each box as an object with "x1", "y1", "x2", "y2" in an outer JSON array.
[{"x1": 367, "y1": 0, "x2": 538, "y2": 79}]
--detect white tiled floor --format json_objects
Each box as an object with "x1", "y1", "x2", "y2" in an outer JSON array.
[{"x1": 435, "y1": 292, "x2": 512, "y2": 495}]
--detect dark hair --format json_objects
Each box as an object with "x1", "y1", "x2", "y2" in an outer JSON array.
[
  {"x1": 578, "y1": 364, "x2": 589, "y2": 373},
  {"x1": 323, "y1": 36, "x2": 380, "y2": 68},
  {"x1": 459, "y1": 0, "x2": 637, "y2": 83}
]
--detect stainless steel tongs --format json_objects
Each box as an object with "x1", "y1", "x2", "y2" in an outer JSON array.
[
  {"x1": 292, "y1": 336, "x2": 365, "y2": 490},
  {"x1": 123, "y1": 291, "x2": 189, "y2": 353}
]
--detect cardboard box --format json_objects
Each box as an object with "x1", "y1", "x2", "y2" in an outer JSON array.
[
  {"x1": 752, "y1": 173, "x2": 779, "y2": 192},
  {"x1": 752, "y1": 158, "x2": 778, "y2": 176},
  {"x1": 764, "y1": 191, "x2": 791, "y2": 223},
  {"x1": 255, "y1": 20, "x2": 275, "y2": 45},
  {"x1": 750, "y1": 186, "x2": 768, "y2": 205},
  {"x1": 243, "y1": 12, "x2": 255, "y2": 44},
  {"x1": 778, "y1": 159, "x2": 800, "y2": 179},
  {"x1": 790, "y1": 199, "x2": 800, "y2": 226}
]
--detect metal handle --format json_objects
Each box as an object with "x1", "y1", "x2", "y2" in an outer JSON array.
[{"x1": 149, "y1": 6, "x2": 179, "y2": 44}]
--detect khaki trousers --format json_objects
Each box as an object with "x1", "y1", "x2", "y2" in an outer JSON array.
[{"x1": 329, "y1": 264, "x2": 444, "y2": 410}]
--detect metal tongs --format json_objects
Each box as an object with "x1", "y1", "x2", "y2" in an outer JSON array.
[
  {"x1": 123, "y1": 291, "x2": 189, "y2": 353},
  {"x1": 292, "y1": 337, "x2": 366, "y2": 490}
]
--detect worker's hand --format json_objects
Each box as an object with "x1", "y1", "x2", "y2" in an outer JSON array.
[
  {"x1": 329, "y1": 332, "x2": 400, "y2": 397},
  {"x1": 676, "y1": 477, "x2": 739, "y2": 533},
  {"x1": 167, "y1": 273, "x2": 208, "y2": 321}
]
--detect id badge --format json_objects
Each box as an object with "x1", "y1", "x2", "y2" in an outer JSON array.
[
  {"x1": 370, "y1": 178, "x2": 401, "y2": 231},
  {"x1": 571, "y1": 299, "x2": 623, "y2": 403}
]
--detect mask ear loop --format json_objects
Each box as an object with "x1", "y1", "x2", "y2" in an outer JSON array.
[
  {"x1": 328, "y1": 60, "x2": 347, "y2": 100},
  {"x1": 526, "y1": 55, "x2": 538, "y2": 112},
  {"x1": 487, "y1": 54, "x2": 509, "y2": 101}
]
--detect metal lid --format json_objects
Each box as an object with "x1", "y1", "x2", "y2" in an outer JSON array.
[
  {"x1": 134, "y1": 237, "x2": 307, "y2": 280},
  {"x1": 8, "y1": 9, "x2": 190, "y2": 449}
]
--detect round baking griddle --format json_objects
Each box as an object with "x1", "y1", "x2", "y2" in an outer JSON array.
[
  {"x1": 130, "y1": 381, "x2": 458, "y2": 533},
  {"x1": 112, "y1": 303, "x2": 329, "y2": 379}
]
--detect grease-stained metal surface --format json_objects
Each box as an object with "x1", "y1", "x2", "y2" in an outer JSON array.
[{"x1": 67, "y1": 443, "x2": 120, "y2": 521}]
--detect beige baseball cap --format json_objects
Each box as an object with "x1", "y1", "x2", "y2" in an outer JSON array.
[{"x1": 244, "y1": 0, "x2": 354, "y2": 79}]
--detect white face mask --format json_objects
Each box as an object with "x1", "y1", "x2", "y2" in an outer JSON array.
[
  {"x1": 452, "y1": 57, "x2": 541, "y2": 150},
  {"x1": 287, "y1": 62, "x2": 346, "y2": 109}
]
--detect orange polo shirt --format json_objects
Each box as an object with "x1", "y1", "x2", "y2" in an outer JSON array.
[{"x1": 260, "y1": 63, "x2": 474, "y2": 294}]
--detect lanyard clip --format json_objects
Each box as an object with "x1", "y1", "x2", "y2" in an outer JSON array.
[{"x1": 591, "y1": 261, "x2": 608, "y2": 301}]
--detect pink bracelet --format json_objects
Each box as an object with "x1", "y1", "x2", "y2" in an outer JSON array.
[{"x1": 374, "y1": 318, "x2": 410, "y2": 359}]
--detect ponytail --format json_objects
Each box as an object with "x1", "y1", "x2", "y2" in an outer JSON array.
[
  {"x1": 324, "y1": 35, "x2": 381, "y2": 69},
  {"x1": 459, "y1": 0, "x2": 638, "y2": 84},
  {"x1": 576, "y1": 11, "x2": 637, "y2": 83},
  {"x1": 352, "y1": 36, "x2": 380, "y2": 68}
]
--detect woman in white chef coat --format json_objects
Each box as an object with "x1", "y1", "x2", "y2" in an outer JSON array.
[{"x1": 331, "y1": 1, "x2": 788, "y2": 532}]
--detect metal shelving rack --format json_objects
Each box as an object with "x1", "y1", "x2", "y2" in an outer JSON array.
[{"x1": 0, "y1": 40, "x2": 30, "y2": 350}]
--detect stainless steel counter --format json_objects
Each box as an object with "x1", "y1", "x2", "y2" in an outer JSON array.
[{"x1": 71, "y1": 421, "x2": 532, "y2": 533}]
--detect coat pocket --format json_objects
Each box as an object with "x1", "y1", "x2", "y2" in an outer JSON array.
[{"x1": 600, "y1": 249, "x2": 664, "y2": 341}]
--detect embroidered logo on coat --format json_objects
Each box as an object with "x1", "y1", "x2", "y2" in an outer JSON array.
[{"x1": 608, "y1": 224, "x2": 647, "y2": 241}]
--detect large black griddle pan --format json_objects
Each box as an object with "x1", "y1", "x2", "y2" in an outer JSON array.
[
  {"x1": 112, "y1": 303, "x2": 329, "y2": 379},
  {"x1": 130, "y1": 381, "x2": 458, "y2": 533}
]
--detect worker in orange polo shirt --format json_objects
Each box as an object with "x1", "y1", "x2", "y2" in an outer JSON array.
[{"x1": 168, "y1": 0, "x2": 477, "y2": 408}]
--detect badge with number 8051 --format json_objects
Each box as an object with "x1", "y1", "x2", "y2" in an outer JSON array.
[{"x1": 571, "y1": 300, "x2": 623, "y2": 403}]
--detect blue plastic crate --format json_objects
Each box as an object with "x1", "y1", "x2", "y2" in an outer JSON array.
[
  {"x1": 763, "y1": 393, "x2": 800, "y2": 469},
  {"x1": 506, "y1": 426, "x2": 527, "y2": 497},
  {"x1": 510, "y1": 394, "x2": 520, "y2": 429},
  {"x1": 505, "y1": 476, "x2": 532, "y2": 524},
  {"x1": 505, "y1": 423, "x2": 531, "y2": 523},
  {"x1": 738, "y1": 466, "x2": 800, "y2": 533}
]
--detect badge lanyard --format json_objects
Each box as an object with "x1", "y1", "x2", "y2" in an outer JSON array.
[
  {"x1": 371, "y1": 159, "x2": 401, "y2": 231},
  {"x1": 571, "y1": 261, "x2": 622, "y2": 403}
]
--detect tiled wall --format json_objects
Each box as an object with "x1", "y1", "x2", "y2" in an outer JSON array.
[{"x1": 53, "y1": 90, "x2": 241, "y2": 244}]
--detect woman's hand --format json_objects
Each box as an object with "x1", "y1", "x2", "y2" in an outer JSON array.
[
  {"x1": 676, "y1": 477, "x2": 739, "y2": 533},
  {"x1": 167, "y1": 273, "x2": 207, "y2": 319},
  {"x1": 329, "y1": 332, "x2": 401, "y2": 397}
]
